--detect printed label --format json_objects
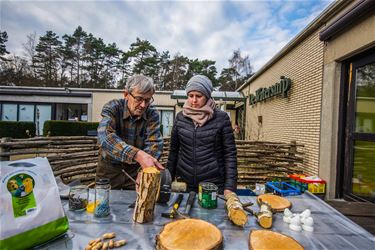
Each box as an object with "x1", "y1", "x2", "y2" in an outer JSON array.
[{"x1": 6, "y1": 173, "x2": 36, "y2": 218}]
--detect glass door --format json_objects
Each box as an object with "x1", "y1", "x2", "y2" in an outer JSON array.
[
  {"x1": 343, "y1": 51, "x2": 375, "y2": 202},
  {"x1": 36, "y1": 105, "x2": 52, "y2": 136},
  {"x1": 158, "y1": 110, "x2": 174, "y2": 137}
]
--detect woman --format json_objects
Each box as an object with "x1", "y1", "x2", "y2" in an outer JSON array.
[{"x1": 167, "y1": 75, "x2": 237, "y2": 195}]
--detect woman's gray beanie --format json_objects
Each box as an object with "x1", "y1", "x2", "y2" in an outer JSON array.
[{"x1": 185, "y1": 75, "x2": 213, "y2": 98}]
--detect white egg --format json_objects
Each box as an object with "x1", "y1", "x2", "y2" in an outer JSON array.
[
  {"x1": 284, "y1": 208, "x2": 293, "y2": 217},
  {"x1": 289, "y1": 223, "x2": 302, "y2": 232},
  {"x1": 304, "y1": 217, "x2": 314, "y2": 226},
  {"x1": 301, "y1": 209, "x2": 311, "y2": 218},
  {"x1": 302, "y1": 224, "x2": 314, "y2": 232},
  {"x1": 290, "y1": 215, "x2": 301, "y2": 225},
  {"x1": 283, "y1": 216, "x2": 292, "y2": 223}
]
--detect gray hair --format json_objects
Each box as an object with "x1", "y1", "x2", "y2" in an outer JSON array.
[{"x1": 125, "y1": 74, "x2": 155, "y2": 94}]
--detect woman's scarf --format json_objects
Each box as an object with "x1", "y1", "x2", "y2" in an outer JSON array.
[{"x1": 182, "y1": 98, "x2": 216, "y2": 127}]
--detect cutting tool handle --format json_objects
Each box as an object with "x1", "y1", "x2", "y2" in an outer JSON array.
[
  {"x1": 184, "y1": 191, "x2": 196, "y2": 215},
  {"x1": 172, "y1": 193, "x2": 184, "y2": 211}
]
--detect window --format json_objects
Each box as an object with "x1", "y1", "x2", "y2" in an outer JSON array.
[
  {"x1": 0, "y1": 103, "x2": 52, "y2": 136},
  {"x1": 19, "y1": 104, "x2": 34, "y2": 121},
  {"x1": 55, "y1": 103, "x2": 88, "y2": 121},
  {"x1": 157, "y1": 109, "x2": 174, "y2": 137},
  {"x1": 1, "y1": 104, "x2": 17, "y2": 121}
]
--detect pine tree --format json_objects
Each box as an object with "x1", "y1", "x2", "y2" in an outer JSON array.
[
  {"x1": 0, "y1": 31, "x2": 10, "y2": 61},
  {"x1": 62, "y1": 26, "x2": 87, "y2": 87},
  {"x1": 156, "y1": 51, "x2": 171, "y2": 90},
  {"x1": 126, "y1": 38, "x2": 160, "y2": 79},
  {"x1": 163, "y1": 53, "x2": 189, "y2": 90},
  {"x1": 33, "y1": 31, "x2": 62, "y2": 86},
  {"x1": 188, "y1": 59, "x2": 218, "y2": 87},
  {"x1": 83, "y1": 34, "x2": 105, "y2": 88}
]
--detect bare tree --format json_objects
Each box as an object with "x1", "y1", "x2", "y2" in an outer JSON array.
[{"x1": 22, "y1": 32, "x2": 37, "y2": 76}]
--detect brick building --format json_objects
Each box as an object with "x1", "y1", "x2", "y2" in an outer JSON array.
[{"x1": 238, "y1": 0, "x2": 375, "y2": 202}]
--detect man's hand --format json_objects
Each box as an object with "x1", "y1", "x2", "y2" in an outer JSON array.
[
  {"x1": 134, "y1": 150, "x2": 164, "y2": 170},
  {"x1": 224, "y1": 189, "x2": 233, "y2": 196}
]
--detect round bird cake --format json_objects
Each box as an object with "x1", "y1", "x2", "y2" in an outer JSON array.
[
  {"x1": 156, "y1": 218, "x2": 222, "y2": 250},
  {"x1": 257, "y1": 194, "x2": 291, "y2": 212},
  {"x1": 249, "y1": 230, "x2": 304, "y2": 250}
]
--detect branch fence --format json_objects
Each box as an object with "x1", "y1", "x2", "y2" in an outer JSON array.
[{"x1": 1, "y1": 136, "x2": 304, "y2": 187}]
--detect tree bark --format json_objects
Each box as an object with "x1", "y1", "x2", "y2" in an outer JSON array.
[
  {"x1": 224, "y1": 191, "x2": 248, "y2": 227},
  {"x1": 256, "y1": 202, "x2": 273, "y2": 229},
  {"x1": 133, "y1": 167, "x2": 161, "y2": 223}
]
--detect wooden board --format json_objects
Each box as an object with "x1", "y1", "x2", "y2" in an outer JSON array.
[
  {"x1": 249, "y1": 230, "x2": 304, "y2": 250},
  {"x1": 156, "y1": 218, "x2": 223, "y2": 250},
  {"x1": 257, "y1": 194, "x2": 291, "y2": 212}
]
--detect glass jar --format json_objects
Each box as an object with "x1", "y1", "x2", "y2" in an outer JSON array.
[
  {"x1": 94, "y1": 178, "x2": 111, "y2": 217},
  {"x1": 69, "y1": 185, "x2": 88, "y2": 211}
]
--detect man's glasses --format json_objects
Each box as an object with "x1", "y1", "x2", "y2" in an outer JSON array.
[{"x1": 129, "y1": 92, "x2": 154, "y2": 105}]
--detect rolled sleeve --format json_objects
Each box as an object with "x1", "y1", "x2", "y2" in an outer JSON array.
[{"x1": 97, "y1": 100, "x2": 139, "y2": 164}]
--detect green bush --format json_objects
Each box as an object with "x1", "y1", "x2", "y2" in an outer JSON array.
[
  {"x1": 0, "y1": 121, "x2": 36, "y2": 138},
  {"x1": 43, "y1": 120, "x2": 99, "y2": 136}
]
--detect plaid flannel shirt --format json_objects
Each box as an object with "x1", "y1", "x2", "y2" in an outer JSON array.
[{"x1": 97, "y1": 99, "x2": 163, "y2": 164}]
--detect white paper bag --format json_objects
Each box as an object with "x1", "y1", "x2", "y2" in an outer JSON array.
[{"x1": 0, "y1": 157, "x2": 69, "y2": 250}]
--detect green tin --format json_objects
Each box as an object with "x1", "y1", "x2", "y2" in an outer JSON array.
[{"x1": 198, "y1": 182, "x2": 218, "y2": 209}]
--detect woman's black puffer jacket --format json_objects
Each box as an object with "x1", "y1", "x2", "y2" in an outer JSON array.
[{"x1": 167, "y1": 109, "x2": 237, "y2": 193}]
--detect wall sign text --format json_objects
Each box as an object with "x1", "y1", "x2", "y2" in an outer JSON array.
[{"x1": 249, "y1": 76, "x2": 291, "y2": 106}]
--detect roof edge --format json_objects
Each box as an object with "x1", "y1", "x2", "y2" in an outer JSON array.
[
  {"x1": 0, "y1": 85, "x2": 173, "y2": 94},
  {"x1": 319, "y1": 0, "x2": 375, "y2": 41}
]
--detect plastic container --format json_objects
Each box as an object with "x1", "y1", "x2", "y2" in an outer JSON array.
[
  {"x1": 289, "y1": 174, "x2": 306, "y2": 189},
  {"x1": 289, "y1": 174, "x2": 326, "y2": 194},
  {"x1": 94, "y1": 178, "x2": 111, "y2": 217},
  {"x1": 302, "y1": 178, "x2": 326, "y2": 194},
  {"x1": 265, "y1": 181, "x2": 301, "y2": 196}
]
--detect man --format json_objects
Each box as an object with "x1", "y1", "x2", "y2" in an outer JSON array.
[{"x1": 96, "y1": 74, "x2": 164, "y2": 189}]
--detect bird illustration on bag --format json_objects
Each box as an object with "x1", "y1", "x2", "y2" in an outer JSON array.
[
  {"x1": 6, "y1": 173, "x2": 37, "y2": 218},
  {"x1": 7, "y1": 174, "x2": 35, "y2": 198}
]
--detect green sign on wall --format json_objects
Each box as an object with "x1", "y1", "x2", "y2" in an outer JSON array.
[{"x1": 249, "y1": 76, "x2": 291, "y2": 106}]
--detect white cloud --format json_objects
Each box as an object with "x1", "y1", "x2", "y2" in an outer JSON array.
[{"x1": 1, "y1": 0, "x2": 333, "y2": 75}]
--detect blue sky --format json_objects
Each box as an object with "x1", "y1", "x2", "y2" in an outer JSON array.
[{"x1": 1, "y1": 0, "x2": 333, "y2": 73}]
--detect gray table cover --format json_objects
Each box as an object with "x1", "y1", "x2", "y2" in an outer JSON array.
[{"x1": 46, "y1": 188, "x2": 375, "y2": 250}]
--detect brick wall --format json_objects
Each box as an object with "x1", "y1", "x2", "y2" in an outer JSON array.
[{"x1": 243, "y1": 29, "x2": 324, "y2": 175}]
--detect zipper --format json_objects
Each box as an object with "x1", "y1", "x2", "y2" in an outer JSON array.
[{"x1": 193, "y1": 124, "x2": 197, "y2": 187}]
